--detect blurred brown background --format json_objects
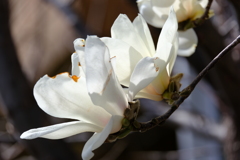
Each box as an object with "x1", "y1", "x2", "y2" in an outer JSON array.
[{"x1": 0, "y1": 0, "x2": 240, "y2": 159}]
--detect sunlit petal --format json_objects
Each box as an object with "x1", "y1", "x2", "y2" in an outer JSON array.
[
  {"x1": 151, "y1": 0, "x2": 175, "y2": 7},
  {"x1": 85, "y1": 36, "x2": 128, "y2": 115},
  {"x1": 20, "y1": 121, "x2": 102, "y2": 140},
  {"x1": 74, "y1": 38, "x2": 86, "y2": 73},
  {"x1": 133, "y1": 14, "x2": 155, "y2": 56},
  {"x1": 149, "y1": 68, "x2": 170, "y2": 95},
  {"x1": 34, "y1": 74, "x2": 111, "y2": 127},
  {"x1": 101, "y1": 37, "x2": 143, "y2": 87},
  {"x1": 128, "y1": 57, "x2": 158, "y2": 101},
  {"x1": 111, "y1": 14, "x2": 151, "y2": 57},
  {"x1": 174, "y1": 0, "x2": 188, "y2": 22},
  {"x1": 135, "y1": 68, "x2": 169, "y2": 101},
  {"x1": 199, "y1": 0, "x2": 208, "y2": 8},
  {"x1": 71, "y1": 52, "x2": 81, "y2": 77},
  {"x1": 167, "y1": 32, "x2": 179, "y2": 75},
  {"x1": 155, "y1": 7, "x2": 178, "y2": 62}
]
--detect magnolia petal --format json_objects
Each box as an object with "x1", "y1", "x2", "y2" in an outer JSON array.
[
  {"x1": 101, "y1": 37, "x2": 143, "y2": 87},
  {"x1": 199, "y1": 0, "x2": 208, "y2": 8},
  {"x1": 154, "y1": 42, "x2": 173, "y2": 74},
  {"x1": 20, "y1": 121, "x2": 102, "y2": 140},
  {"x1": 34, "y1": 74, "x2": 111, "y2": 128},
  {"x1": 152, "y1": 0, "x2": 175, "y2": 22},
  {"x1": 150, "y1": 68, "x2": 170, "y2": 95},
  {"x1": 170, "y1": 0, "x2": 205, "y2": 22},
  {"x1": 151, "y1": 0, "x2": 175, "y2": 7},
  {"x1": 133, "y1": 14, "x2": 155, "y2": 56},
  {"x1": 128, "y1": 57, "x2": 158, "y2": 101},
  {"x1": 84, "y1": 36, "x2": 109, "y2": 94},
  {"x1": 82, "y1": 115, "x2": 122, "y2": 160},
  {"x1": 135, "y1": 67, "x2": 170, "y2": 101},
  {"x1": 178, "y1": 29, "x2": 197, "y2": 57},
  {"x1": 74, "y1": 38, "x2": 86, "y2": 74},
  {"x1": 111, "y1": 14, "x2": 151, "y2": 57},
  {"x1": 71, "y1": 53, "x2": 81, "y2": 76},
  {"x1": 167, "y1": 32, "x2": 179, "y2": 75},
  {"x1": 174, "y1": 0, "x2": 191, "y2": 22},
  {"x1": 155, "y1": 7, "x2": 178, "y2": 62},
  {"x1": 85, "y1": 36, "x2": 128, "y2": 116},
  {"x1": 110, "y1": 55, "x2": 117, "y2": 74},
  {"x1": 188, "y1": 0, "x2": 206, "y2": 20},
  {"x1": 135, "y1": 90, "x2": 162, "y2": 101},
  {"x1": 137, "y1": 0, "x2": 169, "y2": 27}
]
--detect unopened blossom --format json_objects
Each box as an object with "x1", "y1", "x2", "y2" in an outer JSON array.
[
  {"x1": 101, "y1": 8, "x2": 178, "y2": 101},
  {"x1": 21, "y1": 36, "x2": 159, "y2": 160},
  {"x1": 137, "y1": 0, "x2": 209, "y2": 56}
]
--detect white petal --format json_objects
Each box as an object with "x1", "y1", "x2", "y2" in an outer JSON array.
[
  {"x1": 128, "y1": 57, "x2": 158, "y2": 101},
  {"x1": 133, "y1": 14, "x2": 155, "y2": 56},
  {"x1": 135, "y1": 68, "x2": 170, "y2": 101},
  {"x1": 155, "y1": 7, "x2": 178, "y2": 62},
  {"x1": 173, "y1": 0, "x2": 188, "y2": 22},
  {"x1": 110, "y1": 55, "x2": 117, "y2": 74},
  {"x1": 111, "y1": 14, "x2": 151, "y2": 57},
  {"x1": 34, "y1": 73, "x2": 111, "y2": 128},
  {"x1": 199, "y1": 0, "x2": 208, "y2": 8},
  {"x1": 82, "y1": 115, "x2": 122, "y2": 160},
  {"x1": 152, "y1": 0, "x2": 175, "y2": 19},
  {"x1": 135, "y1": 90, "x2": 162, "y2": 101},
  {"x1": 152, "y1": 0, "x2": 175, "y2": 7},
  {"x1": 177, "y1": 29, "x2": 198, "y2": 57},
  {"x1": 176, "y1": 0, "x2": 205, "y2": 21},
  {"x1": 155, "y1": 42, "x2": 173, "y2": 73},
  {"x1": 85, "y1": 36, "x2": 128, "y2": 116},
  {"x1": 71, "y1": 52, "x2": 81, "y2": 76},
  {"x1": 167, "y1": 32, "x2": 179, "y2": 75},
  {"x1": 20, "y1": 121, "x2": 102, "y2": 140},
  {"x1": 101, "y1": 37, "x2": 143, "y2": 87},
  {"x1": 137, "y1": 0, "x2": 170, "y2": 27},
  {"x1": 74, "y1": 38, "x2": 86, "y2": 74},
  {"x1": 149, "y1": 68, "x2": 170, "y2": 95}
]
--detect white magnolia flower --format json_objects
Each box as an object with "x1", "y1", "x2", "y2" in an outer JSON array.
[
  {"x1": 101, "y1": 8, "x2": 178, "y2": 101},
  {"x1": 137, "y1": 0, "x2": 208, "y2": 56},
  {"x1": 21, "y1": 36, "x2": 159, "y2": 160}
]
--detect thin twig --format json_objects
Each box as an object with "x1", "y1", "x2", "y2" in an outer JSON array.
[
  {"x1": 188, "y1": 35, "x2": 240, "y2": 89},
  {"x1": 134, "y1": 35, "x2": 240, "y2": 132}
]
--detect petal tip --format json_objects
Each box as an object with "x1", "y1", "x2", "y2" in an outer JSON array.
[
  {"x1": 117, "y1": 14, "x2": 129, "y2": 20},
  {"x1": 169, "y1": 6, "x2": 177, "y2": 23},
  {"x1": 74, "y1": 38, "x2": 85, "y2": 48},
  {"x1": 20, "y1": 131, "x2": 34, "y2": 140}
]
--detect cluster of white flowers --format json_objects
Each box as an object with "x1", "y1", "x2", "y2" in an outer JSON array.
[
  {"x1": 21, "y1": 1, "x2": 211, "y2": 159},
  {"x1": 138, "y1": 0, "x2": 209, "y2": 56}
]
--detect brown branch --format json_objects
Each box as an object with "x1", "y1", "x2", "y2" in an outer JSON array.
[{"x1": 133, "y1": 35, "x2": 240, "y2": 132}]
